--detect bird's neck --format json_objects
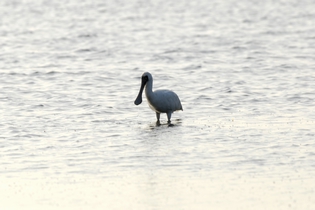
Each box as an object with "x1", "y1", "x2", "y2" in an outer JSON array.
[{"x1": 145, "y1": 80, "x2": 153, "y2": 96}]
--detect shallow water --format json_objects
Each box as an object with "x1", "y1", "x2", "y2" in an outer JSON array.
[{"x1": 1, "y1": 0, "x2": 315, "y2": 209}]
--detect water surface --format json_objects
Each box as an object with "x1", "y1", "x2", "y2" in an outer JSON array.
[{"x1": 0, "y1": 0, "x2": 315, "y2": 209}]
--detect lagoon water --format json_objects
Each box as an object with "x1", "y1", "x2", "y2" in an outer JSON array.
[{"x1": 0, "y1": 0, "x2": 315, "y2": 209}]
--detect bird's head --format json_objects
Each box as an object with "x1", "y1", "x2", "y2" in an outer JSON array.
[
  {"x1": 134, "y1": 72, "x2": 152, "y2": 105},
  {"x1": 141, "y1": 72, "x2": 152, "y2": 84}
]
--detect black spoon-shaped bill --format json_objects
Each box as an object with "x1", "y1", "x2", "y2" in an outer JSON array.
[{"x1": 134, "y1": 76, "x2": 148, "y2": 105}]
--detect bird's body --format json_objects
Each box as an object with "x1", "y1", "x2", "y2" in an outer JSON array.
[{"x1": 134, "y1": 72, "x2": 183, "y2": 125}]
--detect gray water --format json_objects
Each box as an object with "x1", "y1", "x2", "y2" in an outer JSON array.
[{"x1": 1, "y1": 0, "x2": 315, "y2": 209}]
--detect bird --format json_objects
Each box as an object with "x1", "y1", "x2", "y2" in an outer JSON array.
[{"x1": 134, "y1": 72, "x2": 183, "y2": 125}]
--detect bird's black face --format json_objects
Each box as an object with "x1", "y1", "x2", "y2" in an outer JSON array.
[{"x1": 141, "y1": 75, "x2": 149, "y2": 84}]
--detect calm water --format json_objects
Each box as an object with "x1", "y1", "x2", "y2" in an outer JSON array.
[{"x1": 1, "y1": 0, "x2": 315, "y2": 209}]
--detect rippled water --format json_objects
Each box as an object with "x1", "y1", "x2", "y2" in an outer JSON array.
[{"x1": 1, "y1": 0, "x2": 315, "y2": 209}]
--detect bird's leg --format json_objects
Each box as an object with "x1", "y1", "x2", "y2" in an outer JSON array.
[
  {"x1": 167, "y1": 112, "x2": 172, "y2": 124},
  {"x1": 156, "y1": 112, "x2": 161, "y2": 126}
]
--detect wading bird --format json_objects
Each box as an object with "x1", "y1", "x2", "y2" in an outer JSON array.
[{"x1": 134, "y1": 72, "x2": 183, "y2": 125}]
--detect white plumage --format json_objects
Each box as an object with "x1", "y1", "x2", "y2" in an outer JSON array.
[{"x1": 134, "y1": 72, "x2": 183, "y2": 125}]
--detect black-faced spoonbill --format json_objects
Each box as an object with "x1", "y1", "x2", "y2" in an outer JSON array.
[{"x1": 134, "y1": 72, "x2": 183, "y2": 125}]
